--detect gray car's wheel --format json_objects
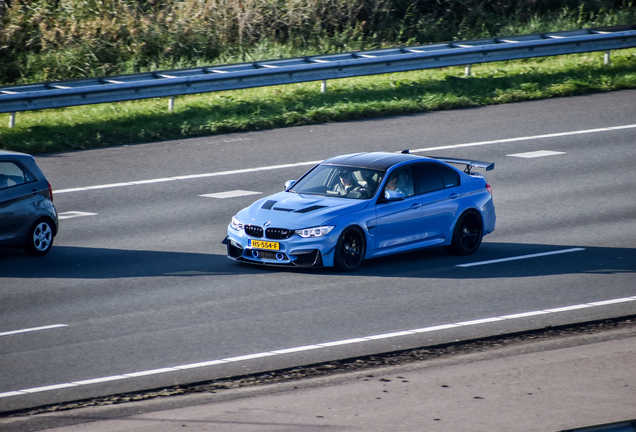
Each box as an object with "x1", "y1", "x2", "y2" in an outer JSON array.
[
  {"x1": 24, "y1": 219, "x2": 55, "y2": 257},
  {"x1": 334, "y1": 227, "x2": 366, "y2": 272},
  {"x1": 446, "y1": 210, "x2": 483, "y2": 256}
]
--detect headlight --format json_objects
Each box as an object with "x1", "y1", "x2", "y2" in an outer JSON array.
[
  {"x1": 230, "y1": 216, "x2": 244, "y2": 231},
  {"x1": 295, "y1": 226, "x2": 335, "y2": 238}
]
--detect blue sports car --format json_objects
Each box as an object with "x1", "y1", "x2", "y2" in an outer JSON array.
[{"x1": 225, "y1": 151, "x2": 495, "y2": 271}]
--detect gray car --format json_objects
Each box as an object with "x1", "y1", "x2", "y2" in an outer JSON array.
[{"x1": 0, "y1": 150, "x2": 59, "y2": 256}]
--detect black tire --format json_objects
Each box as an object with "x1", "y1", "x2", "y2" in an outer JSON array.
[
  {"x1": 446, "y1": 210, "x2": 483, "y2": 256},
  {"x1": 24, "y1": 219, "x2": 55, "y2": 257},
  {"x1": 334, "y1": 227, "x2": 366, "y2": 272}
]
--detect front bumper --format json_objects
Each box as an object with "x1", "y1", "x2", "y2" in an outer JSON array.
[{"x1": 224, "y1": 228, "x2": 337, "y2": 267}]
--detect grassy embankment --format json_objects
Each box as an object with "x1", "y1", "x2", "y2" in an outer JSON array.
[{"x1": 0, "y1": 0, "x2": 635, "y2": 154}]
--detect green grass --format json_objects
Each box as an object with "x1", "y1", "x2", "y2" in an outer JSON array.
[{"x1": 1, "y1": 48, "x2": 636, "y2": 154}]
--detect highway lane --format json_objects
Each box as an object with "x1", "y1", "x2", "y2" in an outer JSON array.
[{"x1": 1, "y1": 89, "x2": 635, "y2": 412}]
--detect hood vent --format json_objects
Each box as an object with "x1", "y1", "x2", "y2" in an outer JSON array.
[
  {"x1": 295, "y1": 205, "x2": 328, "y2": 214},
  {"x1": 262, "y1": 200, "x2": 277, "y2": 210}
]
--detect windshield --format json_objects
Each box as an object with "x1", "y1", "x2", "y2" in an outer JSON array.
[{"x1": 290, "y1": 164, "x2": 385, "y2": 199}]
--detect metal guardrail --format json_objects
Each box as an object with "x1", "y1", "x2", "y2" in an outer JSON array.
[{"x1": 1, "y1": 24, "x2": 635, "y2": 116}]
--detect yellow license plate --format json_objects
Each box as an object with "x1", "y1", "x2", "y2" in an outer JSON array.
[{"x1": 249, "y1": 239, "x2": 280, "y2": 251}]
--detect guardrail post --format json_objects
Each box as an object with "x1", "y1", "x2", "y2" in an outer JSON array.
[
  {"x1": 465, "y1": 65, "x2": 472, "y2": 76},
  {"x1": 9, "y1": 112, "x2": 15, "y2": 128},
  {"x1": 321, "y1": 80, "x2": 327, "y2": 93},
  {"x1": 604, "y1": 50, "x2": 611, "y2": 65},
  {"x1": 168, "y1": 97, "x2": 175, "y2": 112}
]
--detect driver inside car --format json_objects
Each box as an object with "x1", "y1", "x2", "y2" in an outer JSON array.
[{"x1": 333, "y1": 169, "x2": 363, "y2": 196}]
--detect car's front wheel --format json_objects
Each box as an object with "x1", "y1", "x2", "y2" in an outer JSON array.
[
  {"x1": 24, "y1": 219, "x2": 55, "y2": 257},
  {"x1": 446, "y1": 210, "x2": 483, "y2": 256},
  {"x1": 334, "y1": 226, "x2": 366, "y2": 272}
]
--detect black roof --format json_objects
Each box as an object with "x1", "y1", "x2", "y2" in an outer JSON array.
[{"x1": 321, "y1": 152, "x2": 427, "y2": 171}]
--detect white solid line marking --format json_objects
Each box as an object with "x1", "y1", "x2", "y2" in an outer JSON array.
[
  {"x1": 507, "y1": 150, "x2": 566, "y2": 158},
  {"x1": 366, "y1": 331, "x2": 417, "y2": 340},
  {"x1": 500, "y1": 311, "x2": 548, "y2": 319},
  {"x1": 271, "y1": 345, "x2": 323, "y2": 354},
  {"x1": 456, "y1": 317, "x2": 505, "y2": 326},
  {"x1": 456, "y1": 248, "x2": 585, "y2": 267},
  {"x1": 54, "y1": 123, "x2": 636, "y2": 195},
  {"x1": 55, "y1": 161, "x2": 321, "y2": 194},
  {"x1": 173, "y1": 360, "x2": 228, "y2": 370},
  {"x1": 22, "y1": 383, "x2": 78, "y2": 394},
  {"x1": 318, "y1": 338, "x2": 368, "y2": 347},
  {"x1": 3, "y1": 295, "x2": 636, "y2": 399},
  {"x1": 544, "y1": 304, "x2": 592, "y2": 313},
  {"x1": 72, "y1": 376, "x2": 128, "y2": 385},
  {"x1": 58, "y1": 211, "x2": 98, "y2": 220},
  {"x1": 0, "y1": 324, "x2": 67, "y2": 338},
  {"x1": 223, "y1": 352, "x2": 275, "y2": 362},
  {"x1": 124, "y1": 368, "x2": 178, "y2": 377},
  {"x1": 589, "y1": 298, "x2": 636, "y2": 306},
  {"x1": 0, "y1": 392, "x2": 24, "y2": 397},
  {"x1": 409, "y1": 124, "x2": 636, "y2": 153},
  {"x1": 200, "y1": 190, "x2": 262, "y2": 199},
  {"x1": 413, "y1": 324, "x2": 460, "y2": 333}
]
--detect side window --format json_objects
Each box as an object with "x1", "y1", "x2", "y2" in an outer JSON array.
[
  {"x1": 0, "y1": 161, "x2": 34, "y2": 190},
  {"x1": 414, "y1": 163, "x2": 445, "y2": 194},
  {"x1": 384, "y1": 167, "x2": 414, "y2": 197},
  {"x1": 441, "y1": 166, "x2": 460, "y2": 188}
]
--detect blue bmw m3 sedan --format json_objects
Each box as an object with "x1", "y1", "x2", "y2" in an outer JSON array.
[{"x1": 225, "y1": 151, "x2": 495, "y2": 271}]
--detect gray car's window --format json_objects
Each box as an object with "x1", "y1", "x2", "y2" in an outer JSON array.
[
  {"x1": 290, "y1": 164, "x2": 384, "y2": 199},
  {"x1": 0, "y1": 161, "x2": 35, "y2": 190}
]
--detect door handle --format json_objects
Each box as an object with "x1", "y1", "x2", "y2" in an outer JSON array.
[
  {"x1": 449, "y1": 193, "x2": 460, "y2": 199},
  {"x1": 411, "y1": 203, "x2": 421, "y2": 209}
]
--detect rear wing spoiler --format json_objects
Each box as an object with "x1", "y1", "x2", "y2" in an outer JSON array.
[{"x1": 427, "y1": 156, "x2": 495, "y2": 174}]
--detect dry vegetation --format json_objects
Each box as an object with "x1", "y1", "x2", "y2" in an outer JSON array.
[{"x1": 1, "y1": 0, "x2": 634, "y2": 85}]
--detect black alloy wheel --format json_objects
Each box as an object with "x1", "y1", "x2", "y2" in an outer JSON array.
[
  {"x1": 446, "y1": 211, "x2": 483, "y2": 256},
  {"x1": 334, "y1": 227, "x2": 366, "y2": 271}
]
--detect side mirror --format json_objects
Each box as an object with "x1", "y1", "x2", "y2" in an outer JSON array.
[
  {"x1": 384, "y1": 190, "x2": 404, "y2": 201},
  {"x1": 284, "y1": 180, "x2": 296, "y2": 190}
]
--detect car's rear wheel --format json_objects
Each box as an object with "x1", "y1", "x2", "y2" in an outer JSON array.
[
  {"x1": 446, "y1": 210, "x2": 483, "y2": 256},
  {"x1": 24, "y1": 219, "x2": 55, "y2": 257},
  {"x1": 334, "y1": 227, "x2": 366, "y2": 272}
]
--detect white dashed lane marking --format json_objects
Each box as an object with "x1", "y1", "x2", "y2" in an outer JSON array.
[
  {"x1": 200, "y1": 190, "x2": 262, "y2": 199},
  {"x1": 0, "y1": 324, "x2": 68, "y2": 338},
  {"x1": 3, "y1": 294, "x2": 636, "y2": 399},
  {"x1": 58, "y1": 211, "x2": 98, "y2": 220},
  {"x1": 507, "y1": 150, "x2": 566, "y2": 158},
  {"x1": 456, "y1": 248, "x2": 585, "y2": 267}
]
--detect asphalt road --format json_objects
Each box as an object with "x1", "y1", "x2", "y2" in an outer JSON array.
[{"x1": 1, "y1": 89, "x2": 635, "y2": 413}]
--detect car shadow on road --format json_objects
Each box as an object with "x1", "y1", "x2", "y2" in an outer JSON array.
[
  {"x1": 0, "y1": 242, "x2": 634, "y2": 280},
  {"x1": 0, "y1": 246, "x2": 253, "y2": 279}
]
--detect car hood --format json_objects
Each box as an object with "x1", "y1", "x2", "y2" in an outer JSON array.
[{"x1": 237, "y1": 192, "x2": 370, "y2": 229}]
